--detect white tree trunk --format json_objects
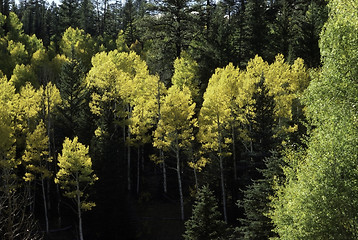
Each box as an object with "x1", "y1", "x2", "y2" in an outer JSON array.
[
  {"x1": 41, "y1": 178, "x2": 49, "y2": 233},
  {"x1": 161, "y1": 150, "x2": 167, "y2": 193},
  {"x1": 127, "y1": 129, "x2": 131, "y2": 191},
  {"x1": 76, "y1": 176, "x2": 84, "y2": 240},
  {"x1": 194, "y1": 167, "x2": 198, "y2": 192},
  {"x1": 176, "y1": 148, "x2": 184, "y2": 221},
  {"x1": 219, "y1": 154, "x2": 227, "y2": 223},
  {"x1": 232, "y1": 123, "x2": 237, "y2": 180},
  {"x1": 217, "y1": 115, "x2": 227, "y2": 222},
  {"x1": 137, "y1": 147, "x2": 140, "y2": 194}
]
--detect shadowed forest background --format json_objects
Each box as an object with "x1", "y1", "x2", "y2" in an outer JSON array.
[{"x1": 0, "y1": 0, "x2": 357, "y2": 239}]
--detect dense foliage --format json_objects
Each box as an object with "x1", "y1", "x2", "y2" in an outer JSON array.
[{"x1": 0, "y1": 0, "x2": 356, "y2": 239}]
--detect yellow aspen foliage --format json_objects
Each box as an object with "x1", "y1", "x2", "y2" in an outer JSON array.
[
  {"x1": 86, "y1": 51, "x2": 121, "y2": 116},
  {"x1": 60, "y1": 27, "x2": 96, "y2": 69},
  {"x1": 55, "y1": 137, "x2": 98, "y2": 210},
  {"x1": 198, "y1": 63, "x2": 239, "y2": 152},
  {"x1": 9, "y1": 64, "x2": 37, "y2": 90},
  {"x1": 153, "y1": 85, "x2": 197, "y2": 220},
  {"x1": 172, "y1": 52, "x2": 200, "y2": 102},
  {"x1": 7, "y1": 40, "x2": 28, "y2": 66},
  {"x1": 265, "y1": 54, "x2": 309, "y2": 134},
  {"x1": 130, "y1": 75, "x2": 163, "y2": 144},
  {"x1": 0, "y1": 76, "x2": 17, "y2": 167},
  {"x1": 153, "y1": 85, "x2": 197, "y2": 151},
  {"x1": 87, "y1": 50, "x2": 158, "y2": 125},
  {"x1": 22, "y1": 121, "x2": 52, "y2": 182},
  {"x1": 56, "y1": 137, "x2": 98, "y2": 240},
  {"x1": 49, "y1": 54, "x2": 70, "y2": 80},
  {"x1": 15, "y1": 82, "x2": 43, "y2": 124},
  {"x1": 237, "y1": 54, "x2": 309, "y2": 139},
  {"x1": 198, "y1": 63, "x2": 240, "y2": 222},
  {"x1": 43, "y1": 82, "x2": 62, "y2": 117},
  {"x1": 237, "y1": 55, "x2": 268, "y2": 109}
]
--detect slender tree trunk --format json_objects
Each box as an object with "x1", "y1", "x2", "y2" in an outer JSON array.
[
  {"x1": 176, "y1": 145, "x2": 184, "y2": 221},
  {"x1": 141, "y1": 147, "x2": 144, "y2": 171},
  {"x1": 76, "y1": 175, "x2": 84, "y2": 240},
  {"x1": 137, "y1": 146, "x2": 140, "y2": 194},
  {"x1": 127, "y1": 105, "x2": 132, "y2": 191},
  {"x1": 217, "y1": 115, "x2": 227, "y2": 222},
  {"x1": 193, "y1": 167, "x2": 198, "y2": 192},
  {"x1": 161, "y1": 150, "x2": 167, "y2": 193},
  {"x1": 41, "y1": 178, "x2": 49, "y2": 233},
  {"x1": 127, "y1": 137, "x2": 131, "y2": 191},
  {"x1": 232, "y1": 123, "x2": 237, "y2": 180},
  {"x1": 56, "y1": 184, "x2": 61, "y2": 227},
  {"x1": 47, "y1": 95, "x2": 52, "y2": 211},
  {"x1": 219, "y1": 153, "x2": 227, "y2": 222}
]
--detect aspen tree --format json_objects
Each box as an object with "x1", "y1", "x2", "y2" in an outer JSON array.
[
  {"x1": 23, "y1": 121, "x2": 52, "y2": 233},
  {"x1": 55, "y1": 137, "x2": 98, "y2": 240},
  {"x1": 153, "y1": 85, "x2": 197, "y2": 220},
  {"x1": 198, "y1": 63, "x2": 239, "y2": 222}
]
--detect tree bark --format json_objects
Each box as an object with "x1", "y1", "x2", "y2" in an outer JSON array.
[
  {"x1": 194, "y1": 167, "x2": 198, "y2": 192},
  {"x1": 161, "y1": 150, "x2": 167, "y2": 193},
  {"x1": 127, "y1": 105, "x2": 133, "y2": 191},
  {"x1": 217, "y1": 115, "x2": 227, "y2": 222},
  {"x1": 176, "y1": 145, "x2": 184, "y2": 221},
  {"x1": 76, "y1": 174, "x2": 84, "y2": 240},
  {"x1": 232, "y1": 123, "x2": 237, "y2": 180},
  {"x1": 137, "y1": 146, "x2": 140, "y2": 194},
  {"x1": 127, "y1": 128, "x2": 131, "y2": 191},
  {"x1": 41, "y1": 178, "x2": 49, "y2": 233}
]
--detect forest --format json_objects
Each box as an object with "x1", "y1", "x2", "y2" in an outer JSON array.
[{"x1": 0, "y1": 0, "x2": 357, "y2": 239}]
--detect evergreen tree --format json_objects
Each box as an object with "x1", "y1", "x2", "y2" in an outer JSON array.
[
  {"x1": 242, "y1": 0, "x2": 269, "y2": 63},
  {"x1": 270, "y1": 0, "x2": 327, "y2": 66},
  {"x1": 57, "y1": 56, "x2": 88, "y2": 141},
  {"x1": 238, "y1": 152, "x2": 282, "y2": 240},
  {"x1": 248, "y1": 74, "x2": 277, "y2": 174},
  {"x1": 139, "y1": 0, "x2": 196, "y2": 83},
  {"x1": 183, "y1": 185, "x2": 226, "y2": 240},
  {"x1": 58, "y1": 0, "x2": 80, "y2": 33},
  {"x1": 0, "y1": 0, "x2": 10, "y2": 16},
  {"x1": 45, "y1": 2, "x2": 60, "y2": 47},
  {"x1": 79, "y1": 0, "x2": 95, "y2": 35}
]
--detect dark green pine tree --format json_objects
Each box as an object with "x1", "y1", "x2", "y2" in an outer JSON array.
[
  {"x1": 269, "y1": 0, "x2": 327, "y2": 67},
  {"x1": 239, "y1": 73, "x2": 277, "y2": 188},
  {"x1": 20, "y1": 0, "x2": 47, "y2": 41},
  {"x1": 122, "y1": 0, "x2": 137, "y2": 45},
  {"x1": 251, "y1": 74, "x2": 277, "y2": 165},
  {"x1": 236, "y1": 74, "x2": 279, "y2": 240},
  {"x1": 183, "y1": 185, "x2": 227, "y2": 240},
  {"x1": 238, "y1": 151, "x2": 283, "y2": 240},
  {"x1": 104, "y1": 0, "x2": 122, "y2": 38},
  {"x1": 79, "y1": 0, "x2": 95, "y2": 35},
  {"x1": 58, "y1": 0, "x2": 80, "y2": 33},
  {"x1": 0, "y1": 0, "x2": 10, "y2": 16},
  {"x1": 229, "y1": 0, "x2": 246, "y2": 68},
  {"x1": 189, "y1": 0, "x2": 233, "y2": 85},
  {"x1": 45, "y1": 2, "x2": 60, "y2": 48},
  {"x1": 57, "y1": 54, "x2": 90, "y2": 143},
  {"x1": 241, "y1": 0, "x2": 269, "y2": 63},
  {"x1": 139, "y1": 0, "x2": 196, "y2": 83},
  {"x1": 289, "y1": 0, "x2": 327, "y2": 67}
]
